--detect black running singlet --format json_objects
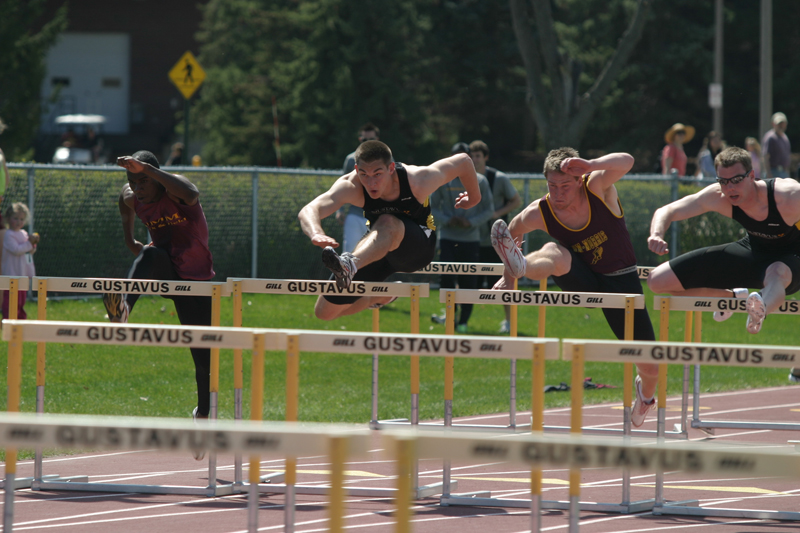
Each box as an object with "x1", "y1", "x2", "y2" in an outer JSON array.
[
  {"x1": 361, "y1": 163, "x2": 436, "y2": 231},
  {"x1": 539, "y1": 175, "x2": 637, "y2": 274},
  {"x1": 732, "y1": 178, "x2": 800, "y2": 253}
]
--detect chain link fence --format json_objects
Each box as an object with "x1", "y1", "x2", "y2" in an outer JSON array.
[{"x1": 4, "y1": 163, "x2": 743, "y2": 284}]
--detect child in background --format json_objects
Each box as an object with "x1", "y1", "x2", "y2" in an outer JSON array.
[{"x1": 2, "y1": 203, "x2": 39, "y2": 320}]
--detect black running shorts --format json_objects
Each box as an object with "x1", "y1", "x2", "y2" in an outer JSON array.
[
  {"x1": 553, "y1": 249, "x2": 655, "y2": 341},
  {"x1": 670, "y1": 239, "x2": 800, "y2": 295},
  {"x1": 323, "y1": 217, "x2": 436, "y2": 305}
]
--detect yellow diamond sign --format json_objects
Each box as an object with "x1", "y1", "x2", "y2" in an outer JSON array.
[{"x1": 169, "y1": 51, "x2": 206, "y2": 100}]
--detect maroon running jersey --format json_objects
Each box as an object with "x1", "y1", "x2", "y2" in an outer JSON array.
[
  {"x1": 134, "y1": 194, "x2": 215, "y2": 280},
  {"x1": 539, "y1": 175, "x2": 637, "y2": 274}
]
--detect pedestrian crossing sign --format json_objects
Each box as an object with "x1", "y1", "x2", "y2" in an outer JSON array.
[{"x1": 169, "y1": 51, "x2": 206, "y2": 100}]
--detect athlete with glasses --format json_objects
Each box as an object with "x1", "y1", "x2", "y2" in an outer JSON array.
[{"x1": 647, "y1": 146, "x2": 800, "y2": 335}]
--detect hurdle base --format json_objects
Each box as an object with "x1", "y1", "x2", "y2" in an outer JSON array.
[
  {"x1": 0, "y1": 475, "x2": 87, "y2": 490},
  {"x1": 250, "y1": 480, "x2": 457, "y2": 499},
  {"x1": 441, "y1": 496, "x2": 655, "y2": 513},
  {"x1": 692, "y1": 419, "x2": 800, "y2": 432},
  {"x1": 654, "y1": 503, "x2": 800, "y2": 521},
  {"x1": 32, "y1": 480, "x2": 236, "y2": 497}
]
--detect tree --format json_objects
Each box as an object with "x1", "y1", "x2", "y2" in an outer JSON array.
[
  {"x1": 0, "y1": 0, "x2": 67, "y2": 160},
  {"x1": 509, "y1": 0, "x2": 652, "y2": 150}
]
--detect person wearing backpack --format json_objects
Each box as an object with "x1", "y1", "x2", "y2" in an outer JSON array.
[{"x1": 470, "y1": 140, "x2": 521, "y2": 333}]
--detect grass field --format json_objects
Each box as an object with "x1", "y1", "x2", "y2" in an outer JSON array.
[{"x1": 1, "y1": 282, "x2": 797, "y2": 459}]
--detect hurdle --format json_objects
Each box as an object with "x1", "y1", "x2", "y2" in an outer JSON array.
[
  {"x1": 438, "y1": 288, "x2": 660, "y2": 513},
  {"x1": 0, "y1": 412, "x2": 369, "y2": 533},
  {"x1": 226, "y1": 277, "x2": 439, "y2": 495},
  {"x1": 14, "y1": 277, "x2": 232, "y2": 493},
  {"x1": 656, "y1": 295, "x2": 800, "y2": 434},
  {"x1": 563, "y1": 337, "x2": 800, "y2": 521},
  {"x1": 5, "y1": 416, "x2": 799, "y2": 533}
]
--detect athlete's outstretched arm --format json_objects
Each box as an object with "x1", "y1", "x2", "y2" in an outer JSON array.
[
  {"x1": 298, "y1": 176, "x2": 362, "y2": 249},
  {"x1": 561, "y1": 152, "x2": 634, "y2": 189},
  {"x1": 413, "y1": 154, "x2": 481, "y2": 209},
  {"x1": 117, "y1": 156, "x2": 200, "y2": 206},
  {"x1": 648, "y1": 186, "x2": 728, "y2": 255},
  {"x1": 118, "y1": 186, "x2": 144, "y2": 256}
]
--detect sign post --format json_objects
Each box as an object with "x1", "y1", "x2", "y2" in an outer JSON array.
[{"x1": 168, "y1": 51, "x2": 206, "y2": 158}]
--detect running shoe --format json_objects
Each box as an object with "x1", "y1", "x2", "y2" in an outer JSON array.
[
  {"x1": 103, "y1": 293, "x2": 129, "y2": 323},
  {"x1": 490, "y1": 219, "x2": 526, "y2": 278},
  {"x1": 789, "y1": 368, "x2": 800, "y2": 384},
  {"x1": 630, "y1": 375, "x2": 655, "y2": 428},
  {"x1": 455, "y1": 324, "x2": 468, "y2": 334},
  {"x1": 499, "y1": 319, "x2": 510, "y2": 334},
  {"x1": 745, "y1": 292, "x2": 766, "y2": 334},
  {"x1": 431, "y1": 313, "x2": 446, "y2": 325},
  {"x1": 322, "y1": 246, "x2": 357, "y2": 290},
  {"x1": 713, "y1": 288, "x2": 747, "y2": 322},
  {"x1": 368, "y1": 296, "x2": 397, "y2": 309},
  {"x1": 191, "y1": 407, "x2": 206, "y2": 461}
]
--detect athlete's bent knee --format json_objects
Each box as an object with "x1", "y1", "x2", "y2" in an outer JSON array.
[
  {"x1": 647, "y1": 264, "x2": 678, "y2": 294},
  {"x1": 314, "y1": 298, "x2": 341, "y2": 321},
  {"x1": 766, "y1": 261, "x2": 793, "y2": 288}
]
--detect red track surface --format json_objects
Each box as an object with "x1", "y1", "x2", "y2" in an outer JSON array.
[{"x1": 4, "y1": 385, "x2": 799, "y2": 532}]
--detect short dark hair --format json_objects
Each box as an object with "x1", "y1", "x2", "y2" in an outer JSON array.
[
  {"x1": 715, "y1": 146, "x2": 752, "y2": 174},
  {"x1": 354, "y1": 140, "x2": 392, "y2": 166},
  {"x1": 451, "y1": 142, "x2": 470, "y2": 154},
  {"x1": 469, "y1": 140, "x2": 489, "y2": 157},
  {"x1": 543, "y1": 147, "x2": 579, "y2": 176},
  {"x1": 132, "y1": 150, "x2": 160, "y2": 169},
  {"x1": 359, "y1": 123, "x2": 380, "y2": 137}
]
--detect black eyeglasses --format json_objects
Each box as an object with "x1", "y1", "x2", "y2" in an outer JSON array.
[{"x1": 716, "y1": 170, "x2": 751, "y2": 186}]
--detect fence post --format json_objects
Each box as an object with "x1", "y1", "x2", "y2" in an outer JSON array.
[
  {"x1": 28, "y1": 167, "x2": 36, "y2": 234},
  {"x1": 523, "y1": 178, "x2": 530, "y2": 256},
  {"x1": 251, "y1": 169, "x2": 259, "y2": 278},
  {"x1": 670, "y1": 169, "x2": 679, "y2": 259}
]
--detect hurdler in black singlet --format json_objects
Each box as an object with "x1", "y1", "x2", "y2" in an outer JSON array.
[
  {"x1": 361, "y1": 163, "x2": 436, "y2": 231},
  {"x1": 539, "y1": 174, "x2": 637, "y2": 274},
  {"x1": 732, "y1": 178, "x2": 800, "y2": 253}
]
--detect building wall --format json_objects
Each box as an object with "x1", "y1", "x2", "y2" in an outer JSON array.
[{"x1": 39, "y1": 0, "x2": 207, "y2": 160}]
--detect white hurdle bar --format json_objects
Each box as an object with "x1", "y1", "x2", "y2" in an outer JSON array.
[
  {"x1": 10, "y1": 277, "x2": 231, "y2": 493},
  {"x1": 656, "y1": 295, "x2": 800, "y2": 435},
  {"x1": 4, "y1": 415, "x2": 799, "y2": 533},
  {"x1": 563, "y1": 338, "x2": 800, "y2": 522}
]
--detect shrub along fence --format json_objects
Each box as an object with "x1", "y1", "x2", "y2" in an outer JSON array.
[{"x1": 5, "y1": 163, "x2": 743, "y2": 283}]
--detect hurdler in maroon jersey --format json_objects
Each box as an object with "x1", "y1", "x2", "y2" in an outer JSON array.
[{"x1": 539, "y1": 174, "x2": 637, "y2": 275}]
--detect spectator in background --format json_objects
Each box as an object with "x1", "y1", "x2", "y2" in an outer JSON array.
[
  {"x1": 84, "y1": 127, "x2": 104, "y2": 163},
  {"x1": 166, "y1": 142, "x2": 184, "y2": 166},
  {"x1": 695, "y1": 131, "x2": 724, "y2": 179},
  {"x1": 745, "y1": 137, "x2": 763, "y2": 179},
  {"x1": 762, "y1": 112, "x2": 790, "y2": 179},
  {"x1": 337, "y1": 123, "x2": 380, "y2": 253},
  {"x1": 2, "y1": 203, "x2": 38, "y2": 320},
  {"x1": 469, "y1": 139, "x2": 521, "y2": 333},
  {"x1": 661, "y1": 123, "x2": 695, "y2": 176},
  {"x1": 430, "y1": 142, "x2": 494, "y2": 333}
]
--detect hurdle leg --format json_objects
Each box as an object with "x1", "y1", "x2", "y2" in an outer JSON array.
[
  {"x1": 34, "y1": 278, "x2": 48, "y2": 485},
  {"x1": 285, "y1": 335, "x2": 300, "y2": 532},
  {"x1": 569, "y1": 344, "x2": 584, "y2": 533},
  {"x1": 370, "y1": 308, "x2": 380, "y2": 429},
  {"x1": 248, "y1": 333, "x2": 266, "y2": 533},
  {"x1": 4, "y1": 321, "x2": 23, "y2": 533},
  {"x1": 621, "y1": 297, "x2": 634, "y2": 506},
  {"x1": 442, "y1": 291, "x2": 455, "y2": 497},
  {"x1": 328, "y1": 436, "x2": 347, "y2": 533},
  {"x1": 394, "y1": 436, "x2": 414, "y2": 533},
  {"x1": 509, "y1": 279, "x2": 519, "y2": 428},
  {"x1": 205, "y1": 285, "x2": 223, "y2": 494},
  {"x1": 233, "y1": 280, "x2": 244, "y2": 486},
  {"x1": 531, "y1": 343, "x2": 545, "y2": 533}
]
